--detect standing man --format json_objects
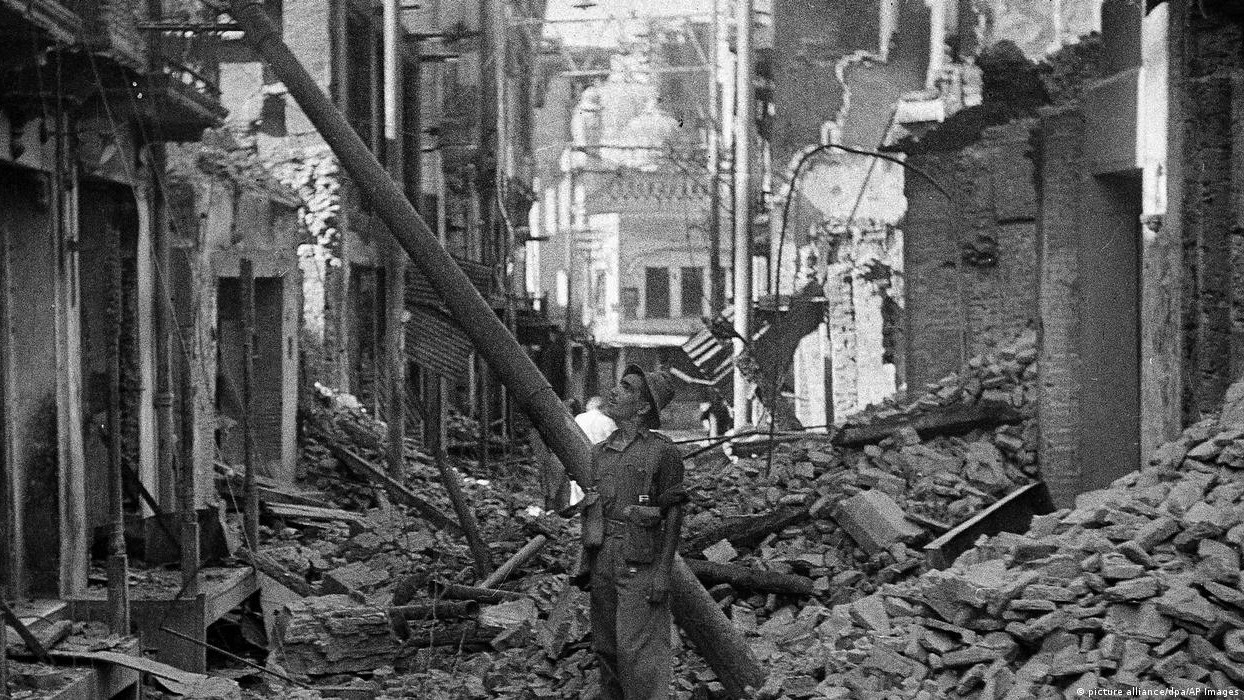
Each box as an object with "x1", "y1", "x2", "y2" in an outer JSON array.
[{"x1": 575, "y1": 366, "x2": 687, "y2": 699}]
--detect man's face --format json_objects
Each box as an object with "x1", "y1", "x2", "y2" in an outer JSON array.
[{"x1": 603, "y1": 373, "x2": 650, "y2": 423}]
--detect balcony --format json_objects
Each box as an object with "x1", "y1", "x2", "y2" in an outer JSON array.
[
  {"x1": 91, "y1": 57, "x2": 226, "y2": 142},
  {"x1": 138, "y1": 61, "x2": 228, "y2": 141},
  {"x1": 0, "y1": 0, "x2": 82, "y2": 45}
]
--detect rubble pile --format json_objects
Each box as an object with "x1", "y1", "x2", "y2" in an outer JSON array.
[
  {"x1": 230, "y1": 332, "x2": 1056, "y2": 698},
  {"x1": 738, "y1": 383, "x2": 1244, "y2": 698},
  {"x1": 842, "y1": 328, "x2": 1037, "y2": 424},
  {"x1": 680, "y1": 330, "x2": 1040, "y2": 606}
]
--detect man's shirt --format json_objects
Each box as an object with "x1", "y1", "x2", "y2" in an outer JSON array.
[{"x1": 593, "y1": 429, "x2": 684, "y2": 523}]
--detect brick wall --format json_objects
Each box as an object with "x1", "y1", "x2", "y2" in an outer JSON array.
[
  {"x1": 903, "y1": 119, "x2": 1040, "y2": 393},
  {"x1": 1035, "y1": 106, "x2": 1085, "y2": 506},
  {"x1": 1161, "y1": 8, "x2": 1244, "y2": 426}
]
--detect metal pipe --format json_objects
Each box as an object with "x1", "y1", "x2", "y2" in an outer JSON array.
[
  {"x1": 225, "y1": 4, "x2": 761, "y2": 693},
  {"x1": 732, "y1": 0, "x2": 755, "y2": 429},
  {"x1": 707, "y1": 0, "x2": 724, "y2": 317},
  {"x1": 240, "y1": 259, "x2": 259, "y2": 549}
]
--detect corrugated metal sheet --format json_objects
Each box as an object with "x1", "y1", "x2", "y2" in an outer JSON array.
[
  {"x1": 406, "y1": 257, "x2": 496, "y2": 308},
  {"x1": 406, "y1": 305, "x2": 473, "y2": 377}
]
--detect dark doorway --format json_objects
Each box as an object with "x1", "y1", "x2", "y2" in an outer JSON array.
[{"x1": 1078, "y1": 173, "x2": 1142, "y2": 491}]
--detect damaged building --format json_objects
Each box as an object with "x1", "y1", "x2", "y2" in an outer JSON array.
[{"x1": 4, "y1": 0, "x2": 1244, "y2": 698}]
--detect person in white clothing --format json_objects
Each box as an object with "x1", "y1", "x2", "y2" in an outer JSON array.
[{"x1": 575, "y1": 395, "x2": 618, "y2": 444}]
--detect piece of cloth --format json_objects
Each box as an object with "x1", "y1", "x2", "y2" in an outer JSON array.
[
  {"x1": 586, "y1": 429, "x2": 684, "y2": 700},
  {"x1": 576, "y1": 408, "x2": 619, "y2": 445}
]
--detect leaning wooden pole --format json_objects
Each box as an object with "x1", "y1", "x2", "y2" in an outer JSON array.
[
  {"x1": 240, "y1": 259, "x2": 260, "y2": 549},
  {"x1": 105, "y1": 220, "x2": 130, "y2": 634},
  {"x1": 226, "y1": 3, "x2": 764, "y2": 693}
]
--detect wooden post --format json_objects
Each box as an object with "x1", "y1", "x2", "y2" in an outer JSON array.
[
  {"x1": 436, "y1": 378, "x2": 492, "y2": 576},
  {"x1": 385, "y1": 263, "x2": 405, "y2": 479},
  {"x1": 477, "y1": 357, "x2": 489, "y2": 471},
  {"x1": 151, "y1": 143, "x2": 178, "y2": 513},
  {"x1": 105, "y1": 220, "x2": 129, "y2": 634},
  {"x1": 241, "y1": 259, "x2": 260, "y2": 550}
]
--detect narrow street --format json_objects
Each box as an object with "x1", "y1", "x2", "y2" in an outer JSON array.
[{"x1": 1, "y1": 0, "x2": 1243, "y2": 698}]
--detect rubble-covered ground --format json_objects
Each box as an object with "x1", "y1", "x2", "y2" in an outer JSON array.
[
  {"x1": 115, "y1": 325, "x2": 1244, "y2": 698},
  {"x1": 186, "y1": 332, "x2": 1075, "y2": 699}
]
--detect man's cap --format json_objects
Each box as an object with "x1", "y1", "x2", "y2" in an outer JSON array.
[{"x1": 623, "y1": 364, "x2": 675, "y2": 427}]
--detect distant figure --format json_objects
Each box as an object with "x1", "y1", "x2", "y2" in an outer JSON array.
[
  {"x1": 700, "y1": 390, "x2": 732, "y2": 437},
  {"x1": 576, "y1": 395, "x2": 618, "y2": 444}
]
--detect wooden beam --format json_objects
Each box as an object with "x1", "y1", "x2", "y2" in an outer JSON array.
[
  {"x1": 923, "y1": 482, "x2": 1055, "y2": 569},
  {"x1": 833, "y1": 400, "x2": 1028, "y2": 448}
]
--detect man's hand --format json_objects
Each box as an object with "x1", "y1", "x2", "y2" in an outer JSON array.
[{"x1": 648, "y1": 570, "x2": 670, "y2": 604}]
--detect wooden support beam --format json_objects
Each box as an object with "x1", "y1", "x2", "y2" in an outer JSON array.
[
  {"x1": 832, "y1": 400, "x2": 1028, "y2": 448},
  {"x1": 105, "y1": 218, "x2": 129, "y2": 634}
]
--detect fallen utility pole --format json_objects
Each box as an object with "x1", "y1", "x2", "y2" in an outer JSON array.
[{"x1": 225, "y1": 2, "x2": 763, "y2": 694}]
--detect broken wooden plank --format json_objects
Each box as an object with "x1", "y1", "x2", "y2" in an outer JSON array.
[
  {"x1": 426, "y1": 580, "x2": 525, "y2": 604},
  {"x1": 320, "y1": 436, "x2": 463, "y2": 535},
  {"x1": 683, "y1": 505, "x2": 811, "y2": 554},
  {"x1": 683, "y1": 559, "x2": 815, "y2": 596},
  {"x1": 266, "y1": 502, "x2": 369, "y2": 527},
  {"x1": 923, "y1": 481, "x2": 1055, "y2": 569},
  {"x1": 389, "y1": 600, "x2": 479, "y2": 621},
  {"x1": 238, "y1": 548, "x2": 317, "y2": 597},
  {"x1": 0, "y1": 600, "x2": 50, "y2": 660},
  {"x1": 833, "y1": 400, "x2": 1027, "y2": 448},
  {"x1": 4, "y1": 620, "x2": 71, "y2": 658},
  {"x1": 480, "y1": 535, "x2": 548, "y2": 589}
]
